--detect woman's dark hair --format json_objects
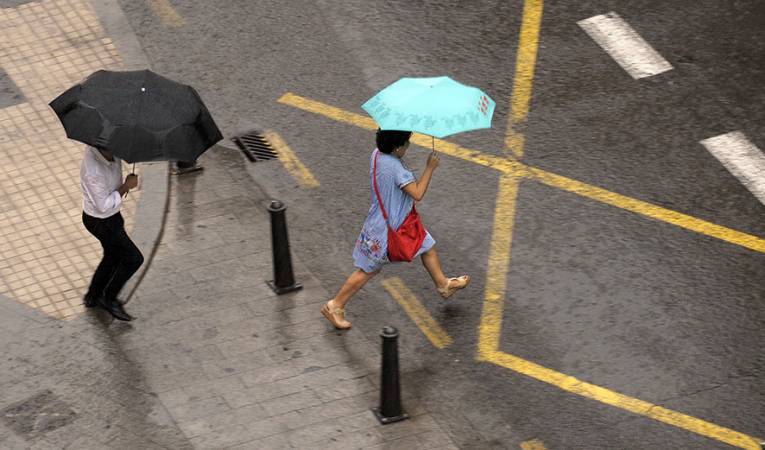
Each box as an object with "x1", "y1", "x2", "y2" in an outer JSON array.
[{"x1": 376, "y1": 129, "x2": 412, "y2": 154}]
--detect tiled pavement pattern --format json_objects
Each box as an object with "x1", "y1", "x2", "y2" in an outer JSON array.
[
  {"x1": 0, "y1": 0, "x2": 141, "y2": 320},
  {"x1": 0, "y1": 146, "x2": 458, "y2": 449}
]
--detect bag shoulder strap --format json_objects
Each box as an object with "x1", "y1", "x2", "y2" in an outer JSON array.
[{"x1": 372, "y1": 151, "x2": 393, "y2": 229}]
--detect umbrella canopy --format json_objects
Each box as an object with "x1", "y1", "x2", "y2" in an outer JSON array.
[
  {"x1": 361, "y1": 76, "x2": 495, "y2": 139},
  {"x1": 49, "y1": 69, "x2": 223, "y2": 163}
]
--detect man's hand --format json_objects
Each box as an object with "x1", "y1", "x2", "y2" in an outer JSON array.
[
  {"x1": 125, "y1": 174, "x2": 139, "y2": 189},
  {"x1": 118, "y1": 174, "x2": 138, "y2": 196}
]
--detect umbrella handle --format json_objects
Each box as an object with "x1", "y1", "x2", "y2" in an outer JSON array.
[{"x1": 432, "y1": 135, "x2": 435, "y2": 152}]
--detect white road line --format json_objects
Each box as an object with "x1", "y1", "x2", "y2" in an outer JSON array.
[
  {"x1": 578, "y1": 12, "x2": 673, "y2": 79},
  {"x1": 701, "y1": 131, "x2": 765, "y2": 206}
]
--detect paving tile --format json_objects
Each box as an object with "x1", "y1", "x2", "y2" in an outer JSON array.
[
  {"x1": 361, "y1": 434, "x2": 422, "y2": 450},
  {"x1": 415, "y1": 430, "x2": 460, "y2": 449},
  {"x1": 260, "y1": 389, "x2": 325, "y2": 417},
  {"x1": 286, "y1": 410, "x2": 380, "y2": 448},
  {"x1": 314, "y1": 376, "x2": 377, "y2": 402},
  {"x1": 373, "y1": 413, "x2": 442, "y2": 442},
  {"x1": 313, "y1": 427, "x2": 386, "y2": 450},
  {"x1": 188, "y1": 424, "x2": 253, "y2": 450},
  {"x1": 199, "y1": 347, "x2": 277, "y2": 379},
  {"x1": 277, "y1": 395, "x2": 374, "y2": 431},
  {"x1": 231, "y1": 432, "x2": 295, "y2": 450},
  {"x1": 178, "y1": 403, "x2": 270, "y2": 438}
]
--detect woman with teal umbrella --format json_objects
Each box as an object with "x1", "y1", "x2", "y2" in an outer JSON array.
[
  {"x1": 321, "y1": 129, "x2": 470, "y2": 330},
  {"x1": 321, "y1": 76, "x2": 494, "y2": 330}
]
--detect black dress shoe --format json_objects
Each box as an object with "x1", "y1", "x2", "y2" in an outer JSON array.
[
  {"x1": 98, "y1": 297, "x2": 133, "y2": 321},
  {"x1": 83, "y1": 294, "x2": 99, "y2": 308}
]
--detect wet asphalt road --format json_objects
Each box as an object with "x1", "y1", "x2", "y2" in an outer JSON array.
[{"x1": 117, "y1": 0, "x2": 765, "y2": 448}]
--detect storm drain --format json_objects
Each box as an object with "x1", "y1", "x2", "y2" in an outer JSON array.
[{"x1": 233, "y1": 130, "x2": 278, "y2": 162}]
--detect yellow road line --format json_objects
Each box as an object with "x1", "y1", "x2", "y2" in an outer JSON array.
[
  {"x1": 486, "y1": 350, "x2": 762, "y2": 449},
  {"x1": 527, "y1": 166, "x2": 765, "y2": 254},
  {"x1": 264, "y1": 130, "x2": 320, "y2": 188},
  {"x1": 520, "y1": 439, "x2": 547, "y2": 450},
  {"x1": 146, "y1": 0, "x2": 185, "y2": 27},
  {"x1": 478, "y1": 174, "x2": 522, "y2": 360},
  {"x1": 278, "y1": 93, "x2": 522, "y2": 173},
  {"x1": 279, "y1": 92, "x2": 378, "y2": 130},
  {"x1": 507, "y1": 0, "x2": 544, "y2": 158},
  {"x1": 279, "y1": 92, "x2": 765, "y2": 256},
  {"x1": 382, "y1": 277, "x2": 453, "y2": 349}
]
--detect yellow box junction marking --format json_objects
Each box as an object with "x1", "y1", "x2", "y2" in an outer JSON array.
[
  {"x1": 507, "y1": 0, "x2": 544, "y2": 159},
  {"x1": 264, "y1": 130, "x2": 320, "y2": 188},
  {"x1": 527, "y1": 166, "x2": 765, "y2": 253},
  {"x1": 277, "y1": 1, "x2": 764, "y2": 440},
  {"x1": 491, "y1": 1, "x2": 759, "y2": 448},
  {"x1": 146, "y1": 0, "x2": 185, "y2": 27},
  {"x1": 277, "y1": 92, "x2": 765, "y2": 448},
  {"x1": 478, "y1": 174, "x2": 522, "y2": 358},
  {"x1": 382, "y1": 277, "x2": 453, "y2": 349},
  {"x1": 488, "y1": 351, "x2": 761, "y2": 449},
  {"x1": 520, "y1": 439, "x2": 548, "y2": 450}
]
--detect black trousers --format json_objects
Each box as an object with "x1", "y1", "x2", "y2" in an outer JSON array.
[{"x1": 82, "y1": 212, "x2": 144, "y2": 301}]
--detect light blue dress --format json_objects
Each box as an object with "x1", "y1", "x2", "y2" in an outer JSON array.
[{"x1": 353, "y1": 149, "x2": 436, "y2": 273}]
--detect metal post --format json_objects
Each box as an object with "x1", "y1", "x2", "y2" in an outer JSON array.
[
  {"x1": 373, "y1": 326, "x2": 409, "y2": 424},
  {"x1": 266, "y1": 200, "x2": 302, "y2": 295}
]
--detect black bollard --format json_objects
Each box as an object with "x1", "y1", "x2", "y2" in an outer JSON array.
[
  {"x1": 373, "y1": 326, "x2": 409, "y2": 424},
  {"x1": 266, "y1": 200, "x2": 302, "y2": 295}
]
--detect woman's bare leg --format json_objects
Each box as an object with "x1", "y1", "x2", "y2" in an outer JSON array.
[
  {"x1": 332, "y1": 268, "x2": 378, "y2": 310},
  {"x1": 420, "y1": 247, "x2": 448, "y2": 289}
]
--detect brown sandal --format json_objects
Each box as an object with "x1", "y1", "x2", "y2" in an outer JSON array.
[
  {"x1": 437, "y1": 275, "x2": 471, "y2": 299},
  {"x1": 321, "y1": 299, "x2": 352, "y2": 330}
]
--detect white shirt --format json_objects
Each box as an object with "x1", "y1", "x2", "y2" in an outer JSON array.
[{"x1": 80, "y1": 146, "x2": 123, "y2": 218}]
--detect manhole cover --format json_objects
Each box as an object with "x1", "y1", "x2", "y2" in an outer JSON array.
[
  {"x1": 232, "y1": 130, "x2": 278, "y2": 162},
  {"x1": 1, "y1": 390, "x2": 77, "y2": 437}
]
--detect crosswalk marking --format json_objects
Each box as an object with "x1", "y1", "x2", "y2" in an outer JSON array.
[
  {"x1": 578, "y1": 12, "x2": 673, "y2": 79},
  {"x1": 701, "y1": 131, "x2": 765, "y2": 206}
]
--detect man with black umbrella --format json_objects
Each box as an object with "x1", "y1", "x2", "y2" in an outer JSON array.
[
  {"x1": 49, "y1": 69, "x2": 223, "y2": 321},
  {"x1": 80, "y1": 144, "x2": 143, "y2": 321}
]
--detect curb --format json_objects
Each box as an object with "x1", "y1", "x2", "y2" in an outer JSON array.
[{"x1": 88, "y1": 0, "x2": 169, "y2": 303}]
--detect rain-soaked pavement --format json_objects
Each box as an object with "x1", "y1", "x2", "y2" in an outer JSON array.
[{"x1": 4, "y1": 0, "x2": 765, "y2": 448}]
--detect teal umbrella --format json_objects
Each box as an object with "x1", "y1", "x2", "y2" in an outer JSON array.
[{"x1": 362, "y1": 76, "x2": 495, "y2": 146}]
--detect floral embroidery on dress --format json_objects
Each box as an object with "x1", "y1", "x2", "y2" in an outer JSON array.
[{"x1": 356, "y1": 228, "x2": 386, "y2": 263}]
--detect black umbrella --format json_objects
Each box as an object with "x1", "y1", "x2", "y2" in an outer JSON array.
[{"x1": 49, "y1": 69, "x2": 223, "y2": 163}]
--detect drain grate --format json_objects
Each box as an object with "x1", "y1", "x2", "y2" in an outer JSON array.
[{"x1": 233, "y1": 131, "x2": 278, "y2": 162}]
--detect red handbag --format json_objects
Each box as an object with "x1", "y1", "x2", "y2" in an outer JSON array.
[{"x1": 373, "y1": 151, "x2": 427, "y2": 262}]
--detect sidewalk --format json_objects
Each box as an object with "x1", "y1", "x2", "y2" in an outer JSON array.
[
  {"x1": 124, "y1": 145, "x2": 458, "y2": 449},
  {"x1": 0, "y1": 0, "x2": 166, "y2": 320},
  {"x1": 0, "y1": 0, "x2": 458, "y2": 447},
  {"x1": 1, "y1": 145, "x2": 458, "y2": 449}
]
